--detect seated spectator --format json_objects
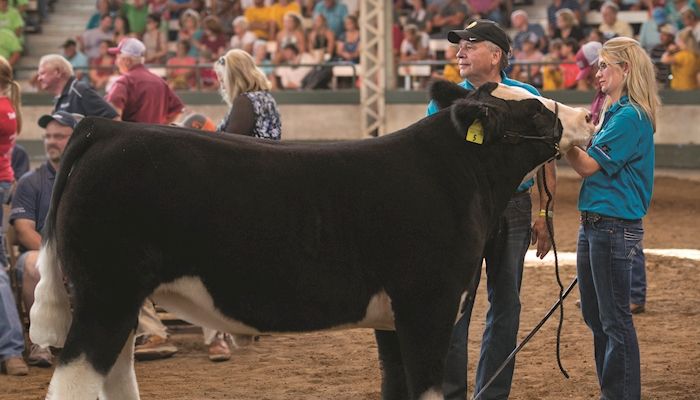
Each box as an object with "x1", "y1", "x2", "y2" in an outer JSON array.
[
  {"x1": 431, "y1": 44, "x2": 461, "y2": 83},
  {"x1": 680, "y1": 6, "x2": 700, "y2": 41},
  {"x1": 79, "y1": 14, "x2": 114, "y2": 60},
  {"x1": 650, "y1": 23, "x2": 676, "y2": 88},
  {"x1": 273, "y1": 11, "x2": 306, "y2": 63},
  {"x1": 665, "y1": 0, "x2": 698, "y2": 31},
  {"x1": 122, "y1": 0, "x2": 149, "y2": 36},
  {"x1": 542, "y1": 38, "x2": 564, "y2": 90},
  {"x1": 168, "y1": 0, "x2": 194, "y2": 21},
  {"x1": 599, "y1": 1, "x2": 634, "y2": 38},
  {"x1": 149, "y1": 0, "x2": 171, "y2": 20},
  {"x1": 587, "y1": 28, "x2": 605, "y2": 43},
  {"x1": 0, "y1": 0, "x2": 24, "y2": 41},
  {"x1": 399, "y1": 23, "x2": 430, "y2": 62},
  {"x1": 269, "y1": 0, "x2": 301, "y2": 39},
  {"x1": 406, "y1": 0, "x2": 432, "y2": 33},
  {"x1": 179, "y1": 8, "x2": 203, "y2": 57},
  {"x1": 0, "y1": 28, "x2": 20, "y2": 65},
  {"x1": 143, "y1": 13, "x2": 168, "y2": 64},
  {"x1": 61, "y1": 39, "x2": 89, "y2": 83},
  {"x1": 214, "y1": 48, "x2": 281, "y2": 137},
  {"x1": 307, "y1": 12, "x2": 335, "y2": 62},
  {"x1": 89, "y1": 39, "x2": 116, "y2": 89},
  {"x1": 430, "y1": 0, "x2": 468, "y2": 37},
  {"x1": 661, "y1": 26, "x2": 700, "y2": 90},
  {"x1": 313, "y1": 0, "x2": 348, "y2": 38},
  {"x1": 511, "y1": 9, "x2": 546, "y2": 54},
  {"x1": 198, "y1": 15, "x2": 228, "y2": 59},
  {"x1": 275, "y1": 42, "x2": 315, "y2": 89},
  {"x1": 559, "y1": 37, "x2": 579, "y2": 89},
  {"x1": 167, "y1": 39, "x2": 197, "y2": 89},
  {"x1": 197, "y1": 49, "x2": 219, "y2": 90},
  {"x1": 547, "y1": 0, "x2": 581, "y2": 32},
  {"x1": 466, "y1": 0, "x2": 503, "y2": 24},
  {"x1": 86, "y1": 0, "x2": 113, "y2": 30},
  {"x1": 113, "y1": 15, "x2": 133, "y2": 45},
  {"x1": 335, "y1": 15, "x2": 360, "y2": 63},
  {"x1": 210, "y1": 0, "x2": 241, "y2": 37},
  {"x1": 511, "y1": 32, "x2": 544, "y2": 87},
  {"x1": 245, "y1": 0, "x2": 273, "y2": 40},
  {"x1": 230, "y1": 16, "x2": 258, "y2": 55},
  {"x1": 639, "y1": 7, "x2": 667, "y2": 52},
  {"x1": 553, "y1": 8, "x2": 585, "y2": 43}
]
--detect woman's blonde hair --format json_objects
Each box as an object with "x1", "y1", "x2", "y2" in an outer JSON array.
[
  {"x1": 599, "y1": 37, "x2": 661, "y2": 131},
  {"x1": 677, "y1": 27, "x2": 700, "y2": 56},
  {"x1": 214, "y1": 49, "x2": 271, "y2": 106},
  {"x1": 0, "y1": 55, "x2": 22, "y2": 133}
]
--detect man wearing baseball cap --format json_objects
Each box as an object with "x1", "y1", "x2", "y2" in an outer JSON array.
[
  {"x1": 375, "y1": 19, "x2": 556, "y2": 400},
  {"x1": 105, "y1": 37, "x2": 184, "y2": 125},
  {"x1": 9, "y1": 111, "x2": 82, "y2": 370}
]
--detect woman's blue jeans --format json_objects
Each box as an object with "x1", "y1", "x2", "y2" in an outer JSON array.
[{"x1": 577, "y1": 217, "x2": 642, "y2": 400}]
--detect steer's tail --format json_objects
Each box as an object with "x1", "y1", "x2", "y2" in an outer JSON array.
[{"x1": 29, "y1": 117, "x2": 101, "y2": 348}]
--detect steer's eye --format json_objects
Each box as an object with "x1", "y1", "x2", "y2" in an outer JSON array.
[{"x1": 585, "y1": 113, "x2": 592, "y2": 123}]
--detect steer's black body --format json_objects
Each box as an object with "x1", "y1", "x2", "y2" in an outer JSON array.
[{"x1": 39, "y1": 83, "x2": 561, "y2": 399}]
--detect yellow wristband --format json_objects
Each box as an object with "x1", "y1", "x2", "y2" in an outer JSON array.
[{"x1": 539, "y1": 209, "x2": 554, "y2": 218}]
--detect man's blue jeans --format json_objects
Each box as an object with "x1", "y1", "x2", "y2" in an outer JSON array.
[
  {"x1": 630, "y1": 244, "x2": 646, "y2": 306},
  {"x1": 0, "y1": 267, "x2": 25, "y2": 362},
  {"x1": 577, "y1": 218, "x2": 642, "y2": 400},
  {"x1": 443, "y1": 193, "x2": 532, "y2": 400}
]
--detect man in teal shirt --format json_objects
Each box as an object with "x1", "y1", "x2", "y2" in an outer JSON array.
[{"x1": 375, "y1": 20, "x2": 556, "y2": 400}]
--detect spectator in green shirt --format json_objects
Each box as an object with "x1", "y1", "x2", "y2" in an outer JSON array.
[
  {"x1": 0, "y1": 28, "x2": 20, "y2": 65},
  {"x1": 122, "y1": 0, "x2": 149, "y2": 36},
  {"x1": 0, "y1": 0, "x2": 24, "y2": 40}
]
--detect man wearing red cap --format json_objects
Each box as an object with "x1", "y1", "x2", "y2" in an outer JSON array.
[{"x1": 105, "y1": 37, "x2": 184, "y2": 125}]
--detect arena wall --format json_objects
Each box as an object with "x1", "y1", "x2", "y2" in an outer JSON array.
[{"x1": 19, "y1": 90, "x2": 700, "y2": 168}]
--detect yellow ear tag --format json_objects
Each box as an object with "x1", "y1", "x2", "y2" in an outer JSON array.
[{"x1": 466, "y1": 120, "x2": 484, "y2": 144}]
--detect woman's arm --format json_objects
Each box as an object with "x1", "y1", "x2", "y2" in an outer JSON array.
[{"x1": 565, "y1": 146, "x2": 601, "y2": 177}]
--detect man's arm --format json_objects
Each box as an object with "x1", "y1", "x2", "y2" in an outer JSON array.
[
  {"x1": 13, "y1": 219, "x2": 41, "y2": 251},
  {"x1": 531, "y1": 161, "x2": 556, "y2": 259}
]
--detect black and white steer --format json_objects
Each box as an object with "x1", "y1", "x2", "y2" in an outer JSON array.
[{"x1": 30, "y1": 81, "x2": 594, "y2": 400}]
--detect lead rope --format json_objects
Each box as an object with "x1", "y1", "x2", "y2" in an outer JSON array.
[
  {"x1": 472, "y1": 164, "x2": 575, "y2": 400},
  {"x1": 541, "y1": 165, "x2": 570, "y2": 379}
]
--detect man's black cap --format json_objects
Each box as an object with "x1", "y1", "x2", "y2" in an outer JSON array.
[
  {"x1": 447, "y1": 19, "x2": 511, "y2": 55},
  {"x1": 61, "y1": 38, "x2": 77, "y2": 48},
  {"x1": 38, "y1": 111, "x2": 82, "y2": 129}
]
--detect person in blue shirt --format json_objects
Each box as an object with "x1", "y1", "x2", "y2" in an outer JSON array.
[
  {"x1": 565, "y1": 37, "x2": 660, "y2": 400},
  {"x1": 375, "y1": 19, "x2": 556, "y2": 400},
  {"x1": 313, "y1": 0, "x2": 348, "y2": 38}
]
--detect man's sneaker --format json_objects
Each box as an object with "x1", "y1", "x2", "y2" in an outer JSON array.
[
  {"x1": 134, "y1": 335, "x2": 178, "y2": 361},
  {"x1": 630, "y1": 303, "x2": 646, "y2": 314},
  {"x1": 27, "y1": 344, "x2": 53, "y2": 367},
  {"x1": 2, "y1": 357, "x2": 29, "y2": 376},
  {"x1": 208, "y1": 332, "x2": 231, "y2": 362}
]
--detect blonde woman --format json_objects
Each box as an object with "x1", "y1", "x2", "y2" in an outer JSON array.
[
  {"x1": 214, "y1": 49, "x2": 281, "y2": 139},
  {"x1": 661, "y1": 27, "x2": 700, "y2": 90},
  {"x1": 565, "y1": 37, "x2": 660, "y2": 400},
  {"x1": 0, "y1": 55, "x2": 26, "y2": 375},
  {"x1": 553, "y1": 8, "x2": 585, "y2": 43}
]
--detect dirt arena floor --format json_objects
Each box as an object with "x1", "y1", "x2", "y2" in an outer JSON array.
[{"x1": 1, "y1": 175, "x2": 698, "y2": 399}]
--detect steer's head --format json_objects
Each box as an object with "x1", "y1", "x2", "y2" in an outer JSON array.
[{"x1": 430, "y1": 80, "x2": 595, "y2": 152}]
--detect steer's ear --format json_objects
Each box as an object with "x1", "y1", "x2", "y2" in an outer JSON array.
[
  {"x1": 450, "y1": 98, "x2": 502, "y2": 144},
  {"x1": 429, "y1": 79, "x2": 472, "y2": 110}
]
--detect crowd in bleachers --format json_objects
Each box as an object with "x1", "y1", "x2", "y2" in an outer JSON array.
[
  {"x1": 0, "y1": 0, "x2": 54, "y2": 65},
  {"x1": 2, "y1": 0, "x2": 699, "y2": 90}
]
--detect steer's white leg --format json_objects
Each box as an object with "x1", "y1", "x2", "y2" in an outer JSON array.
[
  {"x1": 418, "y1": 388, "x2": 444, "y2": 400},
  {"x1": 99, "y1": 332, "x2": 140, "y2": 400},
  {"x1": 46, "y1": 355, "x2": 104, "y2": 400},
  {"x1": 30, "y1": 240, "x2": 72, "y2": 348}
]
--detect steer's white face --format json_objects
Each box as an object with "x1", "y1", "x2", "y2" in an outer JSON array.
[{"x1": 490, "y1": 84, "x2": 595, "y2": 151}]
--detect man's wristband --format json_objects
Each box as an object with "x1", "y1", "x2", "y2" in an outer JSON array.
[{"x1": 539, "y1": 209, "x2": 554, "y2": 218}]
